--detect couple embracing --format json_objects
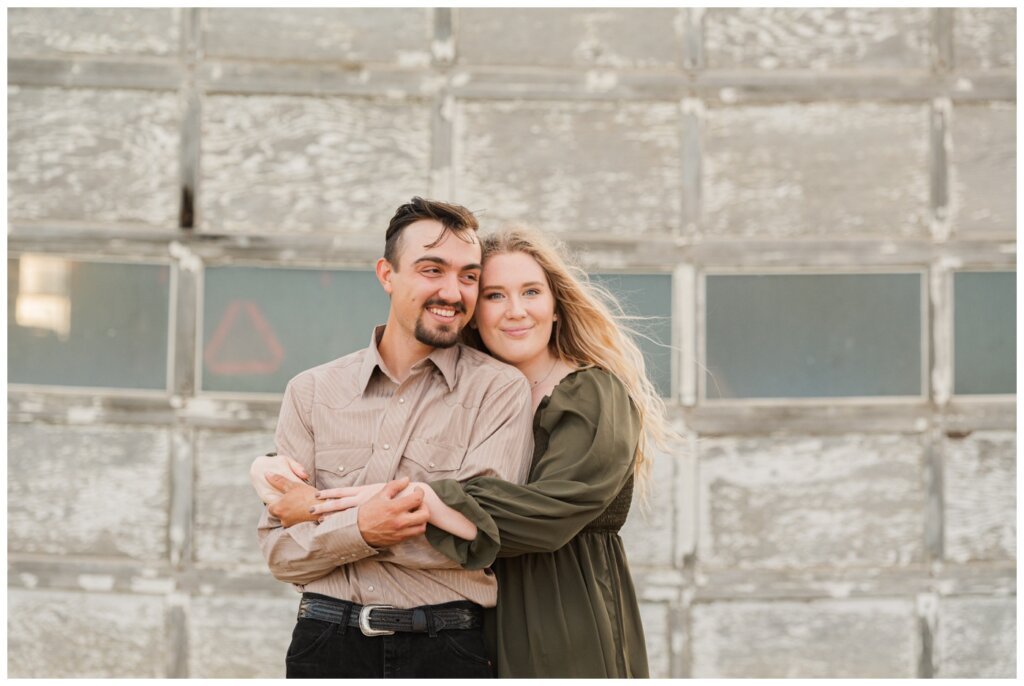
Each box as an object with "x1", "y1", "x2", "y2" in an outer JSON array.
[{"x1": 251, "y1": 197, "x2": 668, "y2": 678}]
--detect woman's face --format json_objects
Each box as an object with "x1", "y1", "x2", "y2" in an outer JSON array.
[{"x1": 474, "y1": 251, "x2": 557, "y2": 368}]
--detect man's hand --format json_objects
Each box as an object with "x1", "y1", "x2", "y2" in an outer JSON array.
[
  {"x1": 357, "y1": 477, "x2": 431, "y2": 548},
  {"x1": 266, "y1": 474, "x2": 320, "y2": 528}
]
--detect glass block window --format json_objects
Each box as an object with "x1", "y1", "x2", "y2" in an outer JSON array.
[
  {"x1": 954, "y1": 271, "x2": 1016, "y2": 395},
  {"x1": 591, "y1": 272, "x2": 673, "y2": 398},
  {"x1": 201, "y1": 266, "x2": 389, "y2": 393},
  {"x1": 8, "y1": 255, "x2": 171, "y2": 390},
  {"x1": 704, "y1": 273, "x2": 923, "y2": 399}
]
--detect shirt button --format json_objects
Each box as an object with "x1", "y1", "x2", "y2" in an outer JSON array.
[
  {"x1": 338, "y1": 466, "x2": 345, "y2": 473},
  {"x1": 398, "y1": 397, "x2": 405, "y2": 404},
  {"x1": 368, "y1": 585, "x2": 374, "y2": 592},
  {"x1": 382, "y1": 443, "x2": 390, "y2": 450},
  {"x1": 428, "y1": 462, "x2": 435, "y2": 468}
]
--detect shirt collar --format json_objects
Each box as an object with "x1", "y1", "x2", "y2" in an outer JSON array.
[{"x1": 358, "y1": 325, "x2": 459, "y2": 393}]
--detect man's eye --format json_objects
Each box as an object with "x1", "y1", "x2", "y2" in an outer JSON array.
[{"x1": 462, "y1": 273, "x2": 480, "y2": 283}]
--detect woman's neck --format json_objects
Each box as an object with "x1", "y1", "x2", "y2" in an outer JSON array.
[{"x1": 517, "y1": 352, "x2": 560, "y2": 387}]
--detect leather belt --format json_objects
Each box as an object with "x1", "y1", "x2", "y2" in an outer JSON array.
[{"x1": 297, "y1": 593, "x2": 483, "y2": 637}]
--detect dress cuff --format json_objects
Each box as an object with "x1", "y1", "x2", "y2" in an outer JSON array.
[{"x1": 425, "y1": 480, "x2": 501, "y2": 570}]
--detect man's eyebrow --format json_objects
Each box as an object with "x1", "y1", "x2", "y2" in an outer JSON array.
[{"x1": 413, "y1": 256, "x2": 482, "y2": 272}]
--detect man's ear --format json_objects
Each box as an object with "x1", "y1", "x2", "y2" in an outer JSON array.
[{"x1": 376, "y1": 257, "x2": 394, "y2": 295}]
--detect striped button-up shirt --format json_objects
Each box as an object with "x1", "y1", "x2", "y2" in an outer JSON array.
[{"x1": 258, "y1": 326, "x2": 534, "y2": 608}]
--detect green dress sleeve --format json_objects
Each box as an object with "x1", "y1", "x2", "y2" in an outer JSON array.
[{"x1": 425, "y1": 368, "x2": 640, "y2": 569}]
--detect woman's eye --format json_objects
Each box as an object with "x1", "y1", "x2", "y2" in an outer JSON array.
[
  {"x1": 484, "y1": 292, "x2": 504, "y2": 300},
  {"x1": 524, "y1": 289, "x2": 540, "y2": 296}
]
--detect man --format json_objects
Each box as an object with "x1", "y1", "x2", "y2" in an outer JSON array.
[{"x1": 255, "y1": 197, "x2": 533, "y2": 678}]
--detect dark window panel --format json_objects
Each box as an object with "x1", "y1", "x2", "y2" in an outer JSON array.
[
  {"x1": 201, "y1": 266, "x2": 389, "y2": 394},
  {"x1": 591, "y1": 273, "x2": 673, "y2": 398},
  {"x1": 954, "y1": 271, "x2": 1016, "y2": 395},
  {"x1": 8, "y1": 256, "x2": 171, "y2": 390},
  {"x1": 705, "y1": 273, "x2": 922, "y2": 399}
]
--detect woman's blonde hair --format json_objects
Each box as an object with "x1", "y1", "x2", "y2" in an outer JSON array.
[{"x1": 462, "y1": 226, "x2": 671, "y2": 490}]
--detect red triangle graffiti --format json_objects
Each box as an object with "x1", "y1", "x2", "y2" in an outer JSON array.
[{"x1": 204, "y1": 300, "x2": 285, "y2": 375}]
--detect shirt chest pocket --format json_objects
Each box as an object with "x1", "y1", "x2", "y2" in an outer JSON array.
[
  {"x1": 314, "y1": 446, "x2": 373, "y2": 490},
  {"x1": 402, "y1": 439, "x2": 463, "y2": 479}
]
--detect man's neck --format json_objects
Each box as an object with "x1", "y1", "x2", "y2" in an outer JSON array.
[{"x1": 377, "y1": 323, "x2": 435, "y2": 383}]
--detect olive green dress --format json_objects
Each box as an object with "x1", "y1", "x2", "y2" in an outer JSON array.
[{"x1": 426, "y1": 368, "x2": 648, "y2": 678}]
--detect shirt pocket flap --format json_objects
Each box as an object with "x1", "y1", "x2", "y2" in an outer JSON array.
[
  {"x1": 403, "y1": 439, "x2": 463, "y2": 474},
  {"x1": 314, "y1": 445, "x2": 373, "y2": 488}
]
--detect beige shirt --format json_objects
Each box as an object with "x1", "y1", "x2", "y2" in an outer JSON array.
[{"x1": 257, "y1": 326, "x2": 534, "y2": 608}]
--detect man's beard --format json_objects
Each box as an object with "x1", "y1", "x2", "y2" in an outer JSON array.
[{"x1": 414, "y1": 301, "x2": 466, "y2": 348}]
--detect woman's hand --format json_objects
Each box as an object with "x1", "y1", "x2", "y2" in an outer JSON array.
[
  {"x1": 250, "y1": 454, "x2": 309, "y2": 504},
  {"x1": 310, "y1": 483, "x2": 386, "y2": 521}
]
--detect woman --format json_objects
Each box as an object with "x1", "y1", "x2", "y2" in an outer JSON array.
[{"x1": 259, "y1": 228, "x2": 669, "y2": 677}]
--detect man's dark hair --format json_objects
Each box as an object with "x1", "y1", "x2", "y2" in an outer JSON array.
[{"x1": 384, "y1": 197, "x2": 479, "y2": 269}]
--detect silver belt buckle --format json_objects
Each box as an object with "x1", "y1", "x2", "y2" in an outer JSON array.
[{"x1": 358, "y1": 604, "x2": 395, "y2": 636}]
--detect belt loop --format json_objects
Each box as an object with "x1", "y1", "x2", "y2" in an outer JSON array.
[
  {"x1": 425, "y1": 606, "x2": 438, "y2": 638},
  {"x1": 338, "y1": 601, "x2": 351, "y2": 635}
]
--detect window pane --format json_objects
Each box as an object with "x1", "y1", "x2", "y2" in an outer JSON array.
[
  {"x1": 705, "y1": 273, "x2": 922, "y2": 399},
  {"x1": 201, "y1": 266, "x2": 389, "y2": 393},
  {"x1": 8, "y1": 256, "x2": 170, "y2": 390},
  {"x1": 591, "y1": 273, "x2": 673, "y2": 398},
  {"x1": 954, "y1": 271, "x2": 1016, "y2": 395}
]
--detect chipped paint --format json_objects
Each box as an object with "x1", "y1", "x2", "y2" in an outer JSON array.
[
  {"x1": 396, "y1": 50, "x2": 431, "y2": 68},
  {"x1": 431, "y1": 38, "x2": 454, "y2": 63},
  {"x1": 584, "y1": 70, "x2": 617, "y2": 92},
  {"x1": 168, "y1": 241, "x2": 201, "y2": 274},
  {"x1": 78, "y1": 574, "x2": 115, "y2": 591},
  {"x1": 67, "y1": 406, "x2": 100, "y2": 424},
  {"x1": 19, "y1": 573, "x2": 39, "y2": 589},
  {"x1": 131, "y1": 577, "x2": 175, "y2": 594}
]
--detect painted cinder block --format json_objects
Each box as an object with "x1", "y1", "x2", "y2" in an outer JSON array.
[
  {"x1": 698, "y1": 435, "x2": 926, "y2": 570},
  {"x1": 935, "y1": 596, "x2": 1016, "y2": 677},
  {"x1": 943, "y1": 431, "x2": 1016, "y2": 562},
  {"x1": 454, "y1": 100, "x2": 683, "y2": 236},
  {"x1": 8, "y1": 8, "x2": 180, "y2": 58},
  {"x1": 638, "y1": 601, "x2": 671, "y2": 678},
  {"x1": 953, "y1": 8, "x2": 1016, "y2": 70},
  {"x1": 204, "y1": 8, "x2": 432, "y2": 65},
  {"x1": 7, "y1": 86, "x2": 180, "y2": 226},
  {"x1": 691, "y1": 597, "x2": 917, "y2": 677},
  {"x1": 704, "y1": 8, "x2": 929, "y2": 70},
  {"x1": 456, "y1": 8, "x2": 681, "y2": 69},
  {"x1": 622, "y1": 441, "x2": 692, "y2": 569},
  {"x1": 8, "y1": 589, "x2": 167, "y2": 677},
  {"x1": 188, "y1": 594, "x2": 297, "y2": 677},
  {"x1": 702, "y1": 102, "x2": 929, "y2": 239},
  {"x1": 950, "y1": 103, "x2": 1016, "y2": 237},
  {"x1": 194, "y1": 430, "x2": 277, "y2": 567},
  {"x1": 200, "y1": 94, "x2": 430, "y2": 234},
  {"x1": 8, "y1": 424, "x2": 170, "y2": 560}
]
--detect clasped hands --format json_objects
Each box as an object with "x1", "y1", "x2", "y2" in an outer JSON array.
[{"x1": 253, "y1": 455, "x2": 431, "y2": 548}]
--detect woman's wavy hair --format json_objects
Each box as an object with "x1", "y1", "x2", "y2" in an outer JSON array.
[{"x1": 461, "y1": 226, "x2": 672, "y2": 490}]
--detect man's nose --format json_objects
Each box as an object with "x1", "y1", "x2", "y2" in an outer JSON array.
[{"x1": 438, "y1": 274, "x2": 461, "y2": 303}]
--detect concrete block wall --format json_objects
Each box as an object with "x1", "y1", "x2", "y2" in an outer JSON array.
[{"x1": 7, "y1": 9, "x2": 1015, "y2": 677}]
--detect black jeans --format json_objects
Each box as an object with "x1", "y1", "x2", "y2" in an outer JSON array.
[{"x1": 284, "y1": 609, "x2": 494, "y2": 678}]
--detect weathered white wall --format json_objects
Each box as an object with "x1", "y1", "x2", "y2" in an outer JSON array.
[{"x1": 7, "y1": 8, "x2": 1015, "y2": 678}]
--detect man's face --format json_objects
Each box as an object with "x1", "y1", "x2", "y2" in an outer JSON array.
[{"x1": 378, "y1": 219, "x2": 482, "y2": 349}]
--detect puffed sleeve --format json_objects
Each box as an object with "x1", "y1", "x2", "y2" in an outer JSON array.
[{"x1": 425, "y1": 368, "x2": 640, "y2": 569}]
